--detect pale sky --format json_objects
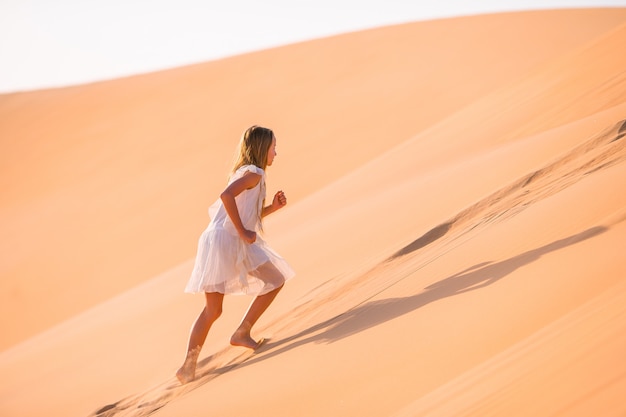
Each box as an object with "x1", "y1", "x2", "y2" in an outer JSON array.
[{"x1": 1, "y1": 0, "x2": 625, "y2": 93}]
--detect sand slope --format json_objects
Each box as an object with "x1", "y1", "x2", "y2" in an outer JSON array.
[
  {"x1": 2, "y1": 8, "x2": 626, "y2": 349},
  {"x1": 1, "y1": 8, "x2": 626, "y2": 417}
]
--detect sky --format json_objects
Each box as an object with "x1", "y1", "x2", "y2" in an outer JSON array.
[{"x1": 1, "y1": 0, "x2": 625, "y2": 93}]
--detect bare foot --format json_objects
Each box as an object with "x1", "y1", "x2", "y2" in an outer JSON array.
[
  {"x1": 176, "y1": 364, "x2": 195, "y2": 385},
  {"x1": 176, "y1": 346, "x2": 201, "y2": 384},
  {"x1": 230, "y1": 328, "x2": 263, "y2": 350}
]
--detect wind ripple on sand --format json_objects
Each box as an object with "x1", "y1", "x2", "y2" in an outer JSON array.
[{"x1": 391, "y1": 119, "x2": 626, "y2": 260}]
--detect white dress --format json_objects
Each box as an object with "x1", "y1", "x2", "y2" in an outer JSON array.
[{"x1": 185, "y1": 165, "x2": 295, "y2": 295}]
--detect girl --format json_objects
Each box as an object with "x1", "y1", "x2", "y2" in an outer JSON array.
[{"x1": 176, "y1": 125, "x2": 295, "y2": 384}]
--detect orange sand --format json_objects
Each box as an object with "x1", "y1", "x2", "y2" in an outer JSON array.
[{"x1": 1, "y1": 8, "x2": 626, "y2": 417}]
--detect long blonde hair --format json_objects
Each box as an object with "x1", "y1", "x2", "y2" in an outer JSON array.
[
  {"x1": 231, "y1": 125, "x2": 275, "y2": 173},
  {"x1": 230, "y1": 125, "x2": 274, "y2": 231}
]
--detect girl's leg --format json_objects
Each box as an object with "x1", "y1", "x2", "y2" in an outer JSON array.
[
  {"x1": 176, "y1": 292, "x2": 224, "y2": 384},
  {"x1": 231, "y1": 263, "x2": 285, "y2": 349}
]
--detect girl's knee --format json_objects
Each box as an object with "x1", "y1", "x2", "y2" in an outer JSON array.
[
  {"x1": 203, "y1": 304, "x2": 222, "y2": 321},
  {"x1": 252, "y1": 262, "x2": 286, "y2": 293},
  {"x1": 266, "y1": 275, "x2": 285, "y2": 291},
  {"x1": 263, "y1": 279, "x2": 284, "y2": 295},
  {"x1": 203, "y1": 292, "x2": 224, "y2": 321}
]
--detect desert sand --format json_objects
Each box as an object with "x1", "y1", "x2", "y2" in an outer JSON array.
[{"x1": 1, "y1": 8, "x2": 626, "y2": 417}]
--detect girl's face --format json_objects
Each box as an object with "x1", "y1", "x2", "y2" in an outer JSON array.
[{"x1": 266, "y1": 136, "x2": 277, "y2": 166}]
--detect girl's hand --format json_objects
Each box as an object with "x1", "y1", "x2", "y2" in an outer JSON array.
[
  {"x1": 239, "y1": 229, "x2": 257, "y2": 244},
  {"x1": 262, "y1": 190, "x2": 288, "y2": 218},
  {"x1": 272, "y1": 190, "x2": 287, "y2": 210}
]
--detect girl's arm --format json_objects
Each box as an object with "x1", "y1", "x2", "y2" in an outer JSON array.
[
  {"x1": 220, "y1": 172, "x2": 262, "y2": 243},
  {"x1": 262, "y1": 190, "x2": 287, "y2": 218}
]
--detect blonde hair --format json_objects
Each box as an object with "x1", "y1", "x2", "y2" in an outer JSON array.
[
  {"x1": 230, "y1": 125, "x2": 275, "y2": 231},
  {"x1": 231, "y1": 125, "x2": 275, "y2": 173}
]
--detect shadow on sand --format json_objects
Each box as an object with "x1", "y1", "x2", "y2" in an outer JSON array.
[
  {"x1": 243, "y1": 226, "x2": 607, "y2": 365},
  {"x1": 91, "y1": 226, "x2": 607, "y2": 416}
]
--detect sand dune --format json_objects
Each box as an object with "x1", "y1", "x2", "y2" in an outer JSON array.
[
  {"x1": 1, "y1": 8, "x2": 626, "y2": 417},
  {"x1": 2, "y1": 8, "x2": 626, "y2": 349}
]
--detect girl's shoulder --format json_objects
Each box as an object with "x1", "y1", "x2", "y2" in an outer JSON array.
[
  {"x1": 236, "y1": 164, "x2": 265, "y2": 176},
  {"x1": 229, "y1": 164, "x2": 265, "y2": 184}
]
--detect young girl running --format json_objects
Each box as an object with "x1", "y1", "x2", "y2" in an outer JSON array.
[{"x1": 176, "y1": 125, "x2": 295, "y2": 384}]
